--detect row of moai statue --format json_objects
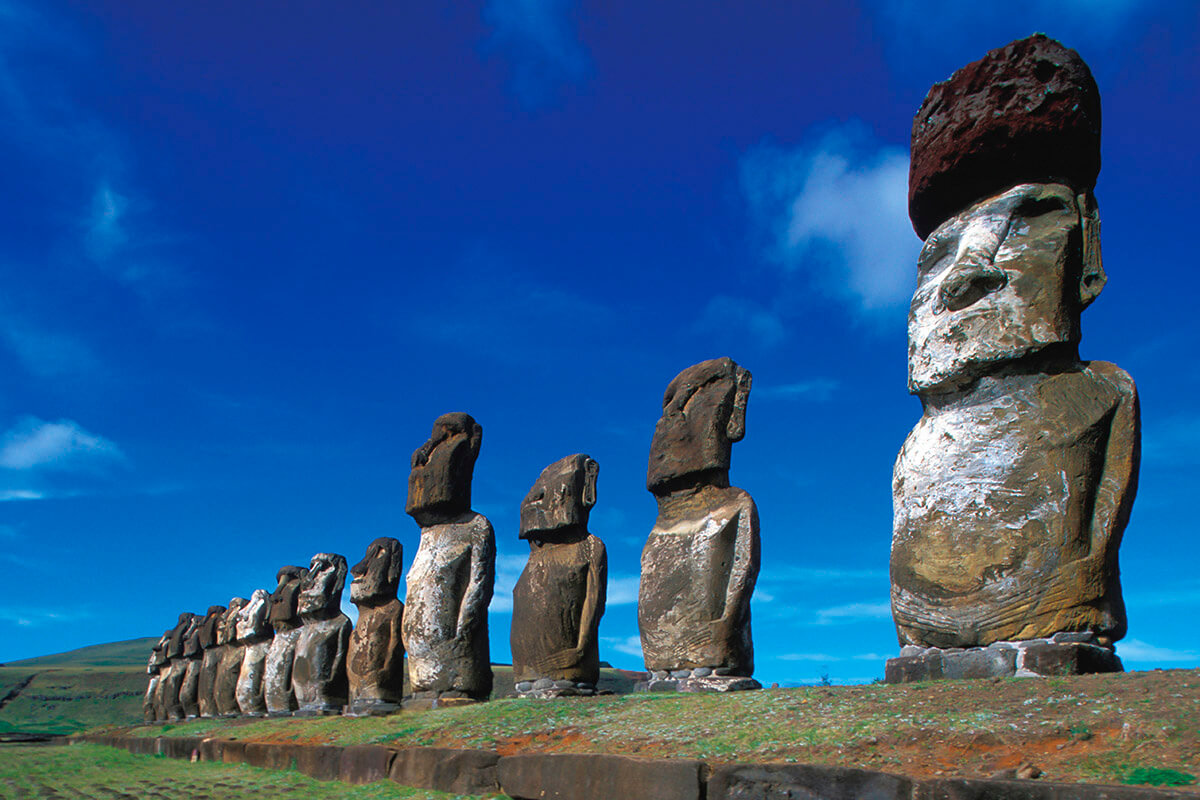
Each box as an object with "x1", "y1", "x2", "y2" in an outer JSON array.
[{"x1": 143, "y1": 34, "x2": 1141, "y2": 714}]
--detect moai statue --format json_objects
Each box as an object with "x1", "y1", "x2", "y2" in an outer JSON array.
[
  {"x1": 511, "y1": 454, "x2": 607, "y2": 698},
  {"x1": 143, "y1": 634, "x2": 168, "y2": 723},
  {"x1": 196, "y1": 604, "x2": 226, "y2": 717},
  {"x1": 346, "y1": 537, "x2": 405, "y2": 716},
  {"x1": 887, "y1": 35, "x2": 1139, "y2": 683},
  {"x1": 292, "y1": 553, "x2": 353, "y2": 715},
  {"x1": 402, "y1": 413, "x2": 495, "y2": 707},
  {"x1": 235, "y1": 588, "x2": 274, "y2": 716},
  {"x1": 213, "y1": 597, "x2": 249, "y2": 716},
  {"x1": 163, "y1": 612, "x2": 198, "y2": 721},
  {"x1": 264, "y1": 565, "x2": 309, "y2": 715},
  {"x1": 638, "y1": 358, "x2": 761, "y2": 692},
  {"x1": 179, "y1": 611, "x2": 209, "y2": 718},
  {"x1": 151, "y1": 629, "x2": 174, "y2": 721}
]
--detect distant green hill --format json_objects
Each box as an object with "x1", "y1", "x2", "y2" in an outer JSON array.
[{"x1": 3, "y1": 637, "x2": 157, "y2": 669}]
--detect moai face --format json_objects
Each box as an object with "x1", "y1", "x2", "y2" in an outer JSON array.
[
  {"x1": 198, "y1": 605, "x2": 227, "y2": 650},
  {"x1": 236, "y1": 589, "x2": 272, "y2": 641},
  {"x1": 520, "y1": 454, "x2": 598, "y2": 541},
  {"x1": 184, "y1": 620, "x2": 203, "y2": 658},
  {"x1": 167, "y1": 612, "x2": 196, "y2": 660},
  {"x1": 908, "y1": 182, "x2": 1106, "y2": 394},
  {"x1": 298, "y1": 553, "x2": 347, "y2": 617},
  {"x1": 150, "y1": 634, "x2": 169, "y2": 670},
  {"x1": 647, "y1": 358, "x2": 751, "y2": 494},
  {"x1": 350, "y1": 537, "x2": 402, "y2": 605},
  {"x1": 217, "y1": 598, "x2": 248, "y2": 646},
  {"x1": 269, "y1": 566, "x2": 309, "y2": 628},
  {"x1": 406, "y1": 412, "x2": 483, "y2": 526}
]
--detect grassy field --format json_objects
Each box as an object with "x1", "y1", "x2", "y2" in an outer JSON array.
[{"x1": 0, "y1": 743, "x2": 505, "y2": 799}]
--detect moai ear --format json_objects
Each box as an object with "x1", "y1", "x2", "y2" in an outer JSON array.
[
  {"x1": 581, "y1": 457, "x2": 599, "y2": 509},
  {"x1": 1077, "y1": 192, "x2": 1107, "y2": 308},
  {"x1": 468, "y1": 421, "x2": 484, "y2": 460},
  {"x1": 726, "y1": 366, "x2": 752, "y2": 442},
  {"x1": 386, "y1": 542, "x2": 403, "y2": 586}
]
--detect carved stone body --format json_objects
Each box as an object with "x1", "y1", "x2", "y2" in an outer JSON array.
[
  {"x1": 403, "y1": 413, "x2": 495, "y2": 705},
  {"x1": 511, "y1": 454, "x2": 607, "y2": 696},
  {"x1": 347, "y1": 538, "x2": 405, "y2": 715},
  {"x1": 195, "y1": 604, "x2": 226, "y2": 718},
  {"x1": 144, "y1": 635, "x2": 167, "y2": 723},
  {"x1": 235, "y1": 589, "x2": 274, "y2": 716},
  {"x1": 213, "y1": 598, "x2": 248, "y2": 716},
  {"x1": 638, "y1": 358, "x2": 761, "y2": 691},
  {"x1": 163, "y1": 613, "x2": 198, "y2": 721},
  {"x1": 179, "y1": 617, "x2": 206, "y2": 718},
  {"x1": 264, "y1": 566, "x2": 308, "y2": 715},
  {"x1": 292, "y1": 553, "x2": 353, "y2": 715}
]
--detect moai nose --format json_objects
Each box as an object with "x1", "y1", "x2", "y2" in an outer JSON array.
[{"x1": 938, "y1": 263, "x2": 1007, "y2": 312}]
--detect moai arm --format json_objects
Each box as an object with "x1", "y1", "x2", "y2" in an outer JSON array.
[
  {"x1": 382, "y1": 604, "x2": 404, "y2": 679},
  {"x1": 456, "y1": 520, "x2": 496, "y2": 639},
  {"x1": 577, "y1": 538, "x2": 607, "y2": 656},
  {"x1": 716, "y1": 498, "x2": 760, "y2": 640},
  {"x1": 1088, "y1": 364, "x2": 1140, "y2": 561}
]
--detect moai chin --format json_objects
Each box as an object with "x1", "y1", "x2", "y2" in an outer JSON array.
[
  {"x1": 179, "y1": 616, "x2": 205, "y2": 719},
  {"x1": 235, "y1": 588, "x2": 274, "y2": 716},
  {"x1": 887, "y1": 34, "x2": 1139, "y2": 684},
  {"x1": 346, "y1": 537, "x2": 405, "y2": 716},
  {"x1": 264, "y1": 565, "x2": 309, "y2": 715},
  {"x1": 292, "y1": 553, "x2": 353, "y2": 715},
  {"x1": 511, "y1": 454, "x2": 607, "y2": 698},
  {"x1": 144, "y1": 634, "x2": 168, "y2": 723},
  {"x1": 196, "y1": 604, "x2": 226, "y2": 718},
  {"x1": 402, "y1": 413, "x2": 496, "y2": 707},
  {"x1": 638, "y1": 358, "x2": 762, "y2": 692},
  {"x1": 163, "y1": 612, "x2": 198, "y2": 721},
  {"x1": 214, "y1": 597, "x2": 248, "y2": 716}
]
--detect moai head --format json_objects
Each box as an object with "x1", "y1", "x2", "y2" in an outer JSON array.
[
  {"x1": 198, "y1": 605, "x2": 227, "y2": 650},
  {"x1": 349, "y1": 537, "x2": 403, "y2": 606},
  {"x1": 149, "y1": 634, "x2": 169, "y2": 672},
  {"x1": 236, "y1": 589, "x2": 272, "y2": 642},
  {"x1": 906, "y1": 34, "x2": 1105, "y2": 395},
  {"x1": 520, "y1": 454, "x2": 598, "y2": 543},
  {"x1": 167, "y1": 612, "x2": 196, "y2": 660},
  {"x1": 269, "y1": 566, "x2": 309, "y2": 629},
  {"x1": 647, "y1": 358, "x2": 751, "y2": 495},
  {"x1": 217, "y1": 598, "x2": 248, "y2": 646},
  {"x1": 406, "y1": 412, "x2": 483, "y2": 526},
  {"x1": 298, "y1": 553, "x2": 347, "y2": 618},
  {"x1": 183, "y1": 617, "x2": 204, "y2": 659}
]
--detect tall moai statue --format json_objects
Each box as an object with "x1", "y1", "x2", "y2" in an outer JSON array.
[
  {"x1": 346, "y1": 537, "x2": 406, "y2": 716},
  {"x1": 265, "y1": 566, "x2": 309, "y2": 714},
  {"x1": 196, "y1": 604, "x2": 226, "y2": 717},
  {"x1": 163, "y1": 612, "x2": 198, "y2": 721},
  {"x1": 264, "y1": 565, "x2": 309, "y2": 715},
  {"x1": 213, "y1": 597, "x2": 249, "y2": 716},
  {"x1": 179, "y1": 611, "x2": 208, "y2": 718},
  {"x1": 402, "y1": 412, "x2": 495, "y2": 707},
  {"x1": 638, "y1": 358, "x2": 761, "y2": 692},
  {"x1": 292, "y1": 552, "x2": 353, "y2": 715},
  {"x1": 143, "y1": 634, "x2": 168, "y2": 723},
  {"x1": 887, "y1": 34, "x2": 1139, "y2": 683},
  {"x1": 235, "y1": 588, "x2": 274, "y2": 716},
  {"x1": 511, "y1": 454, "x2": 607, "y2": 698}
]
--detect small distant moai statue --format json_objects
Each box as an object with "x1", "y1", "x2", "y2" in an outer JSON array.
[
  {"x1": 143, "y1": 634, "x2": 168, "y2": 723},
  {"x1": 235, "y1": 588, "x2": 274, "y2": 716},
  {"x1": 196, "y1": 604, "x2": 226, "y2": 717},
  {"x1": 402, "y1": 413, "x2": 496, "y2": 707},
  {"x1": 213, "y1": 597, "x2": 249, "y2": 716},
  {"x1": 264, "y1": 565, "x2": 309, "y2": 715},
  {"x1": 163, "y1": 612, "x2": 198, "y2": 721},
  {"x1": 887, "y1": 35, "x2": 1139, "y2": 683},
  {"x1": 511, "y1": 454, "x2": 607, "y2": 698},
  {"x1": 152, "y1": 629, "x2": 176, "y2": 721},
  {"x1": 346, "y1": 537, "x2": 406, "y2": 716},
  {"x1": 179, "y1": 613, "x2": 207, "y2": 718},
  {"x1": 638, "y1": 358, "x2": 761, "y2": 692},
  {"x1": 292, "y1": 553, "x2": 353, "y2": 715}
]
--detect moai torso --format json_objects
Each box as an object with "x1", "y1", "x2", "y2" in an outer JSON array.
[
  {"x1": 264, "y1": 566, "x2": 308, "y2": 714},
  {"x1": 144, "y1": 635, "x2": 167, "y2": 722},
  {"x1": 163, "y1": 613, "x2": 197, "y2": 721},
  {"x1": 235, "y1": 589, "x2": 274, "y2": 716},
  {"x1": 194, "y1": 605, "x2": 226, "y2": 717},
  {"x1": 347, "y1": 538, "x2": 405, "y2": 714},
  {"x1": 214, "y1": 598, "x2": 248, "y2": 716},
  {"x1": 292, "y1": 553, "x2": 352, "y2": 714}
]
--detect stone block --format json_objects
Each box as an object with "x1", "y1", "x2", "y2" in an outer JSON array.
[
  {"x1": 709, "y1": 762, "x2": 914, "y2": 800},
  {"x1": 198, "y1": 738, "x2": 224, "y2": 762},
  {"x1": 1020, "y1": 643, "x2": 1122, "y2": 676},
  {"x1": 159, "y1": 736, "x2": 201, "y2": 760},
  {"x1": 339, "y1": 745, "x2": 395, "y2": 784},
  {"x1": 292, "y1": 744, "x2": 345, "y2": 781},
  {"x1": 916, "y1": 777, "x2": 1195, "y2": 799},
  {"x1": 389, "y1": 747, "x2": 501, "y2": 794},
  {"x1": 243, "y1": 742, "x2": 296, "y2": 770},
  {"x1": 498, "y1": 753, "x2": 703, "y2": 800},
  {"x1": 886, "y1": 647, "x2": 1018, "y2": 684},
  {"x1": 220, "y1": 740, "x2": 246, "y2": 764}
]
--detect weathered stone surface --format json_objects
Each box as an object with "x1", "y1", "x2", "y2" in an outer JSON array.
[
  {"x1": 220, "y1": 740, "x2": 246, "y2": 764},
  {"x1": 143, "y1": 634, "x2": 168, "y2": 722},
  {"x1": 293, "y1": 744, "x2": 345, "y2": 781},
  {"x1": 235, "y1": 588, "x2": 274, "y2": 715},
  {"x1": 512, "y1": 454, "x2": 607, "y2": 693},
  {"x1": 709, "y1": 762, "x2": 914, "y2": 800},
  {"x1": 1020, "y1": 642, "x2": 1123, "y2": 677},
  {"x1": 212, "y1": 598, "x2": 248, "y2": 716},
  {"x1": 639, "y1": 672, "x2": 762, "y2": 693},
  {"x1": 886, "y1": 646, "x2": 1019, "y2": 683},
  {"x1": 908, "y1": 34, "x2": 1101, "y2": 240},
  {"x1": 639, "y1": 358, "x2": 760, "y2": 683},
  {"x1": 243, "y1": 741, "x2": 297, "y2": 770},
  {"x1": 347, "y1": 537, "x2": 405, "y2": 715},
  {"x1": 293, "y1": 553, "x2": 353, "y2": 714},
  {"x1": 164, "y1": 613, "x2": 199, "y2": 721},
  {"x1": 339, "y1": 745, "x2": 395, "y2": 784},
  {"x1": 264, "y1": 565, "x2": 308, "y2": 715},
  {"x1": 179, "y1": 618, "x2": 204, "y2": 718},
  {"x1": 196, "y1": 604, "x2": 226, "y2": 717},
  {"x1": 389, "y1": 747, "x2": 501, "y2": 794},
  {"x1": 403, "y1": 413, "x2": 495, "y2": 703},
  {"x1": 498, "y1": 753, "x2": 703, "y2": 800},
  {"x1": 915, "y1": 777, "x2": 1195, "y2": 799}
]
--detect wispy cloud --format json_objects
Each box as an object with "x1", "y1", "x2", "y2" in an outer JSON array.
[
  {"x1": 602, "y1": 634, "x2": 643, "y2": 659},
  {"x1": 812, "y1": 601, "x2": 892, "y2": 626},
  {"x1": 759, "y1": 565, "x2": 888, "y2": 584},
  {"x1": 693, "y1": 295, "x2": 786, "y2": 348},
  {"x1": 0, "y1": 606, "x2": 92, "y2": 628},
  {"x1": 481, "y1": 0, "x2": 590, "y2": 108},
  {"x1": 741, "y1": 122, "x2": 919, "y2": 312},
  {"x1": 607, "y1": 574, "x2": 639, "y2": 606},
  {"x1": 489, "y1": 552, "x2": 529, "y2": 614},
  {"x1": 0, "y1": 417, "x2": 124, "y2": 471},
  {"x1": 754, "y1": 379, "x2": 839, "y2": 402},
  {"x1": 0, "y1": 317, "x2": 100, "y2": 379},
  {"x1": 1119, "y1": 638, "x2": 1200, "y2": 664}
]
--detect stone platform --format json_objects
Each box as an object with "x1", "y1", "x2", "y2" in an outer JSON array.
[
  {"x1": 637, "y1": 667, "x2": 761, "y2": 693},
  {"x1": 885, "y1": 633, "x2": 1123, "y2": 684},
  {"x1": 514, "y1": 678, "x2": 598, "y2": 698}
]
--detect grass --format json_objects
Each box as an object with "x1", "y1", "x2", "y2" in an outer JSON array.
[
  {"x1": 0, "y1": 743, "x2": 506, "y2": 799},
  {"x1": 1123, "y1": 767, "x2": 1197, "y2": 787}
]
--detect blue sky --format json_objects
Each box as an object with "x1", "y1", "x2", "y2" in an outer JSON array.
[{"x1": 1, "y1": 1, "x2": 1198, "y2": 685}]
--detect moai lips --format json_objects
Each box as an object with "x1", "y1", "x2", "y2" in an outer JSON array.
[
  {"x1": 264, "y1": 565, "x2": 309, "y2": 715},
  {"x1": 235, "y1": 588, "x2": 274, "y2": 716},
  {"x1": 638, "y1": 358, "x2": 761, "y2": 691},
  {"x1": 292, "y1": 553, "x2": 353, "y2": 715},
  {"x1": 511, "y1": 454, "x2": 607, "y2": 697},
  {"x1": 347, "y1": 537, "x2": 405, "y2": 715}
]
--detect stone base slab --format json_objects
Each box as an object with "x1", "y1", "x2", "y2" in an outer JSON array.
[
  {"x1": 886, "y1": 635, "x2": 1124, "y2": 684},
  {"x1": 401, "y1": 693, "x2": 483, "y2": 711},
  {"x1": 343, "y1": 699, "x2": 401, "y2": 717},
  {"x1": 293, "y1": 704, "x2": 346, "y2": 717},
  {"x1": 514, "y1": 678, "x2": 597, "y2": 698},
  {"x1": 637, "y1": 668, "x2": 761, "y2": 693}
]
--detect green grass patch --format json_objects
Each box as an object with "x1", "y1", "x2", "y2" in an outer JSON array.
[{"x1": 1122, "y1": 767, "x2": 1196, "y2": 787}]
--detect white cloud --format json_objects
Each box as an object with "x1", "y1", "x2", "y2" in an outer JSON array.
[
  {"x1": 694, "y1": 295, "x2": 786, "y2": 348},
  {"x1": 779, "y1": 652, "x2": 840, "y2": 662},
  {"x1": 602, "y1": 635, "x2": 643, "y2": 659},
  {"x1": 0, "y1": 417, "x2": 124, "y2": 471},
  {"x1": 489, "y1": 552, "x2": 529, "y2": 614},
  {"x1": 754, "y1": 379, "x2": 838, "y2": 402},
  {"x1": 0, "y1": 606, "x2": 91, "y2": 628},
  {"x1": 340, "y1": 597, "x2": 359, "y2": 625},
  {"x1": 1118, "y1": 638, "x2": 1200, "y2": 664},
  {"x1": 741, "y1": 123, "x2": 919, "y2": 312},
  {"x1": 85, "y1": 183, "x2": 128, "y2": 262},
  {"x1": 759, "y1": 565, "x2": 888, "y2": 584},
  {"x1": 812, "y1": 601, "x2": 892, "y2": 626},
  {"x1": 0, "y1": 489, "x2": 44, "y2": 502},
  {"x1": 482, "y1": 0, "x2": 590, "y2": 108},
  {"x1": 607, "y1": 574, "x2": 639, "y2": 606},
  {"x1": 0, "y1": 317, "x2": 99, "y2": 379}
]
